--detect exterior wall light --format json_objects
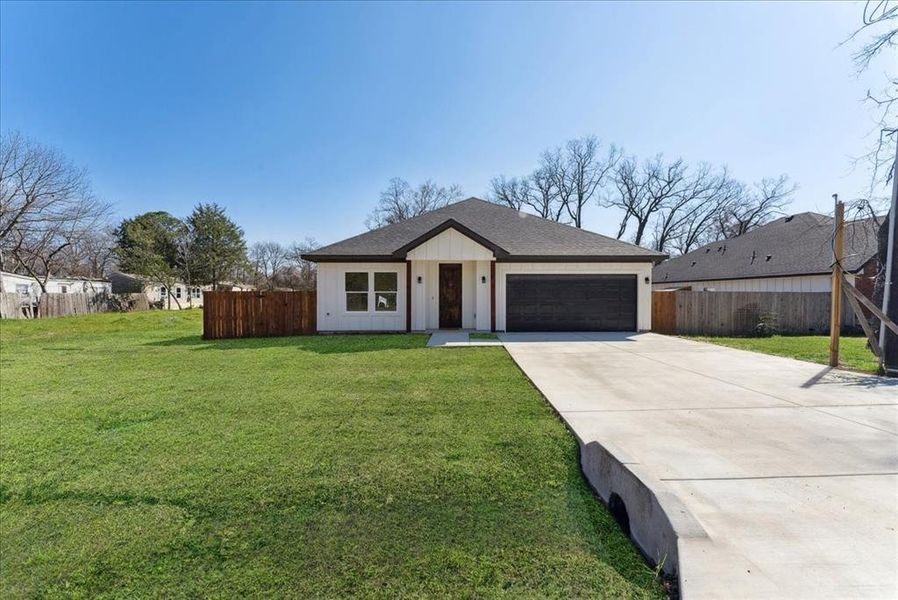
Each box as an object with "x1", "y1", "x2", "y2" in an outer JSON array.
[
  {"x1": 417, "y1": 276, "x2": 423, "y2": 284},
  {"x1": 481, "y1": 276, "x2": 487, "y2": 284},
  {"x1": 645, "y1": 277, "x2": 650, "y2": 284}
]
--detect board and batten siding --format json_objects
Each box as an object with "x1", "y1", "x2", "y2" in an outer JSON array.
[
  {"x1": 495, "y1": 262, "x2": 653, "y2": 331},
  {"x1": 652, "y1": 273, "x2": 851, "y2": 293},
  {"x1": 406, "y1": 228, "x2": 494, "y2": 261},
  {"x1": 411, "y1": 260, "x2": 483, "y2": 330},
  {"x1": 316, "y1": 262, "x2": 407, "y2": 331}
]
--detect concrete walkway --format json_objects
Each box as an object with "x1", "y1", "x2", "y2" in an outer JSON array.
[
  {"x1": 426, "y1": 331, "x2": 503, "y2": 347},
  {"x1": 499, "y1": 332, "x2": 898, "y2": 599}
]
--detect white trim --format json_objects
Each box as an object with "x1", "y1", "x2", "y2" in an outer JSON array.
[
  {"x1": 340, "y1": 269, "x2": 401, "y2": 316},
  {"x1": 495, "y1": 262, "x2": 652, "y2": 332}
]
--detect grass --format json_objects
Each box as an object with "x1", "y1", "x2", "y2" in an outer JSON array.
[
  {"x1": 469, "y1": 332, "x2": 499, "y2": 340},
  {"x1": 685, "y1": 334, "x2": 880, "y2": 374},
  {"x1": 0, "y1": 311, "x2": 662, "y2": 599}
]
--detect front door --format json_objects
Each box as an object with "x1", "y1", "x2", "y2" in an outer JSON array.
[{"x1": 439, "y1": 263, "x2": 462, "y2": 328}]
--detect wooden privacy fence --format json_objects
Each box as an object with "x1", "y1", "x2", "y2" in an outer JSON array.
[
  {"x1": 652, "y1": 290, "x2": 860, "y2": 336},
  {"x1": 0, "y1": 292, "x2": 146, "y2": 319},
  {"x1": 40, "y1": 292, "x2": 112, "y2": 318},
  {"x1": 203, "y1": 291, "x2": 316, "y2": 339}
]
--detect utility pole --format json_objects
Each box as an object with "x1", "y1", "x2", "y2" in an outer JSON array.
[
  {"x1": 829, "y1": 196, "x2": 844, "y2": 368},
  {"x1": 880, "y1": 139, "x2": 898, "y2": 376}
]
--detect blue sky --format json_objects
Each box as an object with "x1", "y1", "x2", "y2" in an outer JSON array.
[{"x1": 0, "y1": 1, "x2": 886, "y2": 246}]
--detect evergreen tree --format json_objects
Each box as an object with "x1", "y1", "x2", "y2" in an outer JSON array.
[
  {"x1": 113, "y1": 211, "x2": 187, "y2": 308},
  {"x1": 188, "y1": 203, "x2": 247, "y2": 290}
]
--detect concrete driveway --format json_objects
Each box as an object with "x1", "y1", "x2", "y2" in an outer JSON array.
[{"x1": 499, "y1": 332, "x2": 898, "y2": 599}]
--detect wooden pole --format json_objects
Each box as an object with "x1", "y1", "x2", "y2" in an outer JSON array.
[{"x1": 829, "y1": 198, "x2": 844, "y2": 367}]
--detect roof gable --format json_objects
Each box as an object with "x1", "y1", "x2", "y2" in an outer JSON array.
[{"x1": 402, "y1": 222, "x2": 499, "y2": 261}]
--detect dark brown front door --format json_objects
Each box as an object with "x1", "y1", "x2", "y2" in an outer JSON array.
[{"x1": 439, "y1": 263, "x2": 462, "y2": 328}]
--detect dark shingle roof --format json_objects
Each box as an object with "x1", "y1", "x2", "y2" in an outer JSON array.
[
  {"x1": 304, "y1": 198, "x2": 665, "y2": 262},
  {"x1": 652, "y1": 212, "x2": 883, "y2": 284}
]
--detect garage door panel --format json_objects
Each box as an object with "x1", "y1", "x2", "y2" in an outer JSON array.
[{"x1": 506, "y1": 274, "x2": 636, "y2": 332}]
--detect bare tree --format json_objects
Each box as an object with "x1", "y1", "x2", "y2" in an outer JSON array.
[
  {"x1": 489, "y1": 175, "x2": 531, "y2": 212},
  {"x1": 606, "y1": 155, "x2": 687, "y2": 247},
  {"x1": 605, "y1": 155, "x2": 794, "y2": 252},
  {"x1": 284, "y1": 238, "x2": 319, "y2": 290},
  {"x1": 667, "y1": 172, "x2": 744, "y2": 254},
  {"x1": 61, "y1": 228, "x2": 117, "y2": 279},
  {"x1": 843, "y1": 0, "x2": 897, "y2": 211},
  {"x1": 0, "y1": 131, "x2": 111, "y2": 291},
  {"x1": 249, "y1": 241, "x2": 289, "y2": 289},
  {"x1": 542, "y1": 137, "x2": 620, "y2": 228},
  {"x1": 366, "y1": 178, "x2": 463, "y2": 229},
  {"x1": 713, "y1": 175, "x2": 796, "y2": 239},
  {"x1": 489, "y1": 167, "x2": 565, "y2": 220}
]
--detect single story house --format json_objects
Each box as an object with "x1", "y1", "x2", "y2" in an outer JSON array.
[
  {"x1": 109, "y1": 272, "x2": 208, "y2": 309},
  {"x1": 652, "y1": 212, "x2": 883, "y2": 297},
  {"x1": 1, "y1": 271, "x2": 112, "y2": 301},
  {"x1": 301, "y1": 197, "x2": 666, "y2": 332}
]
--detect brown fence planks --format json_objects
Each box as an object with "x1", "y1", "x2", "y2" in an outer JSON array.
[
  {"x1": 202, "y1": 291, "x2": 316, "y2": 339},
  {"x1": 652, "y1": 290, "x2": 860, "y2": 336},
  {"x1": 651, "y1": 291, "x2": 677, "y2": 334}
]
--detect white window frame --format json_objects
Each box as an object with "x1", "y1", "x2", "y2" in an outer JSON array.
[
  {"x1": 341, "y1": 269, "x2": 401, "y2": 315},
  {"x1": 373, "y1": 271, "x2": 398, "y2": 313}
]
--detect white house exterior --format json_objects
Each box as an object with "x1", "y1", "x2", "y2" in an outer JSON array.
[
  {"x1": 305, "y1": 198, "x2": 664, "y2": 333},
  {"x1": 109, "y1": 272, "x2": 208, "y2": 309},
  {"x1": 1, "y1": 271, "x2": 112, "y2": 303},
  {"x1": 654, "y1": 273, "x2": 848, "y2": 293},
  {"x1": 146, "y1": 282, "x2": 207, "y2": 309}
]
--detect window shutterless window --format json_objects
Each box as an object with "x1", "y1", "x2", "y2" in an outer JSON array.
[
  {"x1": 345, "y1": 272, "x2": 369, "y2": 311},
  {"x1": 374, "y1": 272, "x2": 397, "y2": 312},
  {"x1": 176, "y1": 287, "x2": 182, "y2": 299}
]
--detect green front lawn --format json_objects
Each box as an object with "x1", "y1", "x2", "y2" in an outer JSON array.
[
  {"x1": 685, "y1": 335, "x2": 880, "y2": 374},
  {"x1": 0, "y1": 311, "x2": 661, "y2": 598}
]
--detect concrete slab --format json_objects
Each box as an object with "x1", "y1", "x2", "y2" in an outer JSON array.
[
  {"x1": 499, "y1": 332, "x2": 898, "y2": 599},
  {"x1": 426, "y1": 331, "x2": 502, "y2": 348}
]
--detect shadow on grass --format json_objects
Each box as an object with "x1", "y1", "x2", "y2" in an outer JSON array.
[
  {"x1": 2, "y1": 482, "x2": 212, "y2": 519},
  {"x1": 144, "y1": 333, "x2": 429, "y2": 354}
]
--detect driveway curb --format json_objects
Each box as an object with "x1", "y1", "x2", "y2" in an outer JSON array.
[{"x1": 498, "y1": 338, "x2": 709, "y2": 595}]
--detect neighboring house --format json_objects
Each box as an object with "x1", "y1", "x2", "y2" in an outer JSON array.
[
  {"x1": 108, "y1": 272, "x2": 208, "y2": 309},
  {"x1": 301, "y1": 197, "x2": 666, "y2": 332},
  {"x1": 1, "y1": 271, "x2": 112, "y2": 305},
  {"x1": 652, "y1": 212, "x2": 883, "y2": 298}
]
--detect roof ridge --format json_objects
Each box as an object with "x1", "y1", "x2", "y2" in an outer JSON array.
[{"x1": 459, "y1": 196, "x2": 662, "y2": 254}]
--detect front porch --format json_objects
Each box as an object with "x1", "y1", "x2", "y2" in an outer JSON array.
[{"x1": 408, "y1": 259, "x2": 494, "y2": 332}]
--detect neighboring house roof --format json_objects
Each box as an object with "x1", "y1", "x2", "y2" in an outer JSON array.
[
  {"x1": 653, "y1": 212, "x2": 884, "y2": 284},
  {"x1": 303, "y1": 197, "x2": 666, "y2": 262}
]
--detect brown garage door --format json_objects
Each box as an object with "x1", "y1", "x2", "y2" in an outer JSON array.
[{"x1": 506, "y1": 274, "x2": 637, "y2": 332}]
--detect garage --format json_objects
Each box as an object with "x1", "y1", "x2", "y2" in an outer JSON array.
[{"x1": 505, "y1": 274, "x2": 637, "y2": 332}]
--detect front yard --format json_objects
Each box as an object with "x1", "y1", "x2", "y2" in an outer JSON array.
[
  {"x1": 685, "y1": 335, "x2": 880, "y2": 374},
  {"x1": 0, "y1": 311, "x2": 661, "y2": 598}
]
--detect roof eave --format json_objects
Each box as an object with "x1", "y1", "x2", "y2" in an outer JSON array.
[
  {"x1": 300, "y1": 254, "x2": 407, "y2": 263},
  {"x1": 498, "y1": 254, "x2": 666, "y2": 264}
]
